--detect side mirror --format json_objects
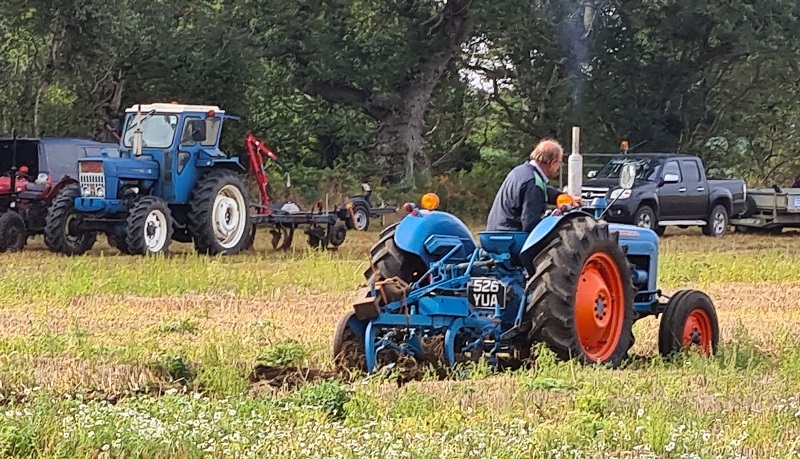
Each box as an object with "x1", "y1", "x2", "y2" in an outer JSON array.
[
  {"x1": 662, "y1": 173, "x2": 680, "y2": 184},
  {"x1": 619, "y1": 163, "x2": 636, "y2": 190},
  {"x1": 189, "y1": 119, "x2": 207, "y2": 142},
  {"x1": 587, "y1": 170, "x2": 597, "y2": 178}
]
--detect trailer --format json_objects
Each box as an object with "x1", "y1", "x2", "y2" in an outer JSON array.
[
  {"x1": 730, "y1": 186, "x2": 800, "y2": 234},
  {"x1": 243, "y1": 134, "x2": 398, "y2": 250}
]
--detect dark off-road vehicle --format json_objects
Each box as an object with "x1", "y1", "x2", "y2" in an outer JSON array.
[{"x1": 581, "y1": 153, "x2": 746, "y2": 237}]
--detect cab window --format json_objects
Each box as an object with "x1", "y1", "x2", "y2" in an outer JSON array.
[
  {"x1": 662, "y1": 161, "x2": 681, "y2": 181},
  {"x1": 180, "y1": 116, "x2": 221, "y2": 147}
]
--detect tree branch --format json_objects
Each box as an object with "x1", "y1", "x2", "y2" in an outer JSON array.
[{"x1": 306, "y1": 81, "x2": 392, "y2": 120}]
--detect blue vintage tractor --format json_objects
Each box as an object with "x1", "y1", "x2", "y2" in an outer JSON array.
[
  {"x1": 44, "y1": 103, "x2": 252, "y2": 256},
  {"x1": 333, "y1": 163, "x2": 720, "y2": 374}
]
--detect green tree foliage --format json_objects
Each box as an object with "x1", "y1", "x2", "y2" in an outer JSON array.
[{"x1": 1, "y1": 0, "x2": 800, "y2": 216}]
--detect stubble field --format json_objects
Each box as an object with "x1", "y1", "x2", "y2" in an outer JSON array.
[{"x1": 1, "y1": 225, "x2": 800, "y2": 458}]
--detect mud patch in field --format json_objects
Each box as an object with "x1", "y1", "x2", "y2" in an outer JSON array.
[{"x1": 248, "y1": 364, "x2": 339, "y2": 392}]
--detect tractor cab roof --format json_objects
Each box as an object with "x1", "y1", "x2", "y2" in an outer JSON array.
[{"x1": 124, "y1": 103, "x2": 225, "y2": 115}]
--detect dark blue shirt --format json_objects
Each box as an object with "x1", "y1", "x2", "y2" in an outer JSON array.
[{"x1": 486, "y1": 162, "x2": 561, "y2": 232}]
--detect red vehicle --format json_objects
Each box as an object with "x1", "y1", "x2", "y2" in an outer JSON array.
[{"x1": 0, "y1": 135, "x2": 118, "y2": 252}]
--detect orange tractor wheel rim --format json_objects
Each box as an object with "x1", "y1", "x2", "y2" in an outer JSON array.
[
  {"x1": 683, "y1": 309, "x2": 712, "y2": 355},
  {"x1": 575, "y1": 252, "x2": 625, "y2": 361}
]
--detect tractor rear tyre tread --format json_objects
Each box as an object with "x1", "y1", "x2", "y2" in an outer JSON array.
[
  {"x1": 44, "y1": 184, "x2": 96, "y2": 255},
  {"x1": 0, "y1": 212, "x2": 27, "y2": 252},
  {"x1": 524, "y1": 215, "x2": 636, "y2": 367},
  {"x1": 125, "y1": 196, "x2": 174, "y2": 255},
  {"x1": 363, "y1": 225, "x2": 425, "y2": 283},
  {"x1": 187, "y1": 169, "x2": 252, "y2": 255}
]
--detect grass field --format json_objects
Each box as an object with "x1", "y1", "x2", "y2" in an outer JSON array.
[{"x1": 1, "y1": 225, "x2": 800, "y2": 458}]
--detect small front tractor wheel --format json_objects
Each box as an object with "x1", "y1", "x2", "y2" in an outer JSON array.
[
  {"x1": 126, "y1": 196, "x2": 174, "y2": 255},
  {"x1": 44, "y1": 184, "x2": 97, "y2": 255},
  {"x1": 658, "y1": 290, "x2": 719, "y2": 357},
  {"x1": 703, "y1": 204, "x2": 729, "y2": 237},
  {"x1": 525, "y1": 215, "x2": 635, "y2": 367},
  {"x1": 332, "y1": 311, "x2": 366, "y2": 372},
  {"x1": 188, "y1": 169, "x2": 252, "y2": 255},
  {"x1": 0, "y1": 212, "x2": 27, "y2": 252}
]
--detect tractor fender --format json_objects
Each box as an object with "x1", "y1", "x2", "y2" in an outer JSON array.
[
  {"x1": 344, "y1": 314, "x2": 368, "y2": 339},
  {"x1": 198, "y1": 156, "x2": 247, "y2": 172},
  {"x1": 393, "y1": 210, "x2": 477, "y2": 264},
  {"x1": 518, "y1": 211, "x2": 595, "y2": 272}
]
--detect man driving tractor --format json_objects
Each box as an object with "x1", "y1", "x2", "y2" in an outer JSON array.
[{"x1": 486, "y1": 138, "x2": 579, "y2": 233}]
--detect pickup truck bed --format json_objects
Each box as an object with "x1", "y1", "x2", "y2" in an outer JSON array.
[{"x1": 730, "y1": 186, "x2": 800, "y2": 234}]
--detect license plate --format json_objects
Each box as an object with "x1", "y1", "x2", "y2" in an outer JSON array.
[{"x1": 468, "y1": 278, "x2": 507, "y2": 309}]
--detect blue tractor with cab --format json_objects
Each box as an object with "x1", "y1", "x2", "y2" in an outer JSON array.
[
  {"x1": 44, "y1": 103, "x2": 253, "y2": 256},
  {"x1": 333, "y1": 163, "x2": 720, "y2": 374}
]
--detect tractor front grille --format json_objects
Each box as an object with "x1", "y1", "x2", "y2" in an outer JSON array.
[{"x1": 80, "y1": 173, "x2": 106, "y2": 198}]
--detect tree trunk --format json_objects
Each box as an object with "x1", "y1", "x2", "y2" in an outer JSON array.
[
  {"x1": 33, "y1": 29, "x2": 66, "y2": 135},
  {"x1": 297, "y1": 0, "x2": 472, "y2": 186}
]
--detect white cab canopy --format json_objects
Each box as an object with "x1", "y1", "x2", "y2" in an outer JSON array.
[{"x1": 124, "y1": 103, "x2": 224, "y2": 115}]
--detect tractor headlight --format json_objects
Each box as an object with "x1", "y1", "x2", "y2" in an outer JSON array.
[
  {"x1": 82, "y1": 185, "x2": 91, "y2": 196},
  {"x1": 96, "y1": 186, "x2": 105, "y2": 197},
  {"x1": 609, "y1": 189, "x2": 632, "y2": 200}
]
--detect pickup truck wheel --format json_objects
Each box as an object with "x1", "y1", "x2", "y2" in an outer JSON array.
[
  {"x1": 703, "y1": 205, "x2": 728, "y2": 237},
  {"x1": 633, "y1": 205, "x2": 659, "y2": 232}
]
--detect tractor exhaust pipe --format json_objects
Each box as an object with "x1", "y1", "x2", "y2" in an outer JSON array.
[{"x1": 567, "y1": 126, "x2": 582, "y2": 198}]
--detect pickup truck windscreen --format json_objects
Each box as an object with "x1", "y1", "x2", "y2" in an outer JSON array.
[{"x1": 596, "y1": 157, "x2": 660, "y2": 181}]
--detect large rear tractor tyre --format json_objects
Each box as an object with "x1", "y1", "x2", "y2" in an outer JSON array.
[
  {"x1": 363, "y1": 224, "x2": 426, "y2": 283},
  {"x1": 332, "y1": 311, "x2": 367, "y2": 373},
  {"x1": 125, "y1": 196, "x2": 174, "y2": 256},
  {"x1": 44, "y1": 184, "x2": 96, "y2": 255},
  {"x1": 187, "y1": 169, "x2": 252, "y2": 255},
  {"x1": 0, "y1": 212, "x2": 27, "y2": 253},
  {"x1": 658, "y1": 290, "x2": 719, "y2": 358},
  {"x1": 525, "y1": 215, "x2": 635, "y2": 367}
]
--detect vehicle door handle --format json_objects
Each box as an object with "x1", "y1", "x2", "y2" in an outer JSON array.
[
  {"x1": 697, "y1": 187, "x2": 705, "y2": 191},
  {"x1": 679, "y1": 187, "x2": 686, "y2": 192}
]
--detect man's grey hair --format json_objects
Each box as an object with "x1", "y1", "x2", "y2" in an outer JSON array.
[{"x1": 529, "y1": 139, "x2": 563, "y2": 164}]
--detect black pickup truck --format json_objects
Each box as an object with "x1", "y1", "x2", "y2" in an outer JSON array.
[{"x1": 580, "y1": 153, "x2": 747, "y2": 237}]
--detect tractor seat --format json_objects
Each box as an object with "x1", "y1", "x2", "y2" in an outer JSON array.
[{"x1": 478, "y1": 231, "x2": 529, "y2": 259}]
